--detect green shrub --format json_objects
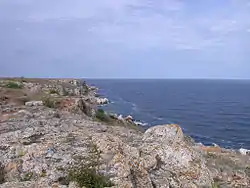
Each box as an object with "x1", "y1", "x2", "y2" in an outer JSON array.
[
  {"x1": 68, "y1": 166, "x2": 113, "y2": 188},
  {"x1": 245, "y1": 166, "x2": 250, "y2": 177},
  {"x1": 40, "y1": 169, "x2": 47, "y2": 177},
  {"x1": 5, "y1": 82, "x2": 22, "y2": 89},
  {"x1": 0, "y1": 162, "x2": 4, "y2": 184},
  {"x1": 68, "y1": 144, "x2": 113, "y2": 188},
  {"x1": 18, "y1": 150, "x2": 26, "y2": 157},
  {"x1": 21, "y1": 172, "x2": 33, "y2": 181},
  {"x1": 95, "y1": 109, "x2": 111, "y2": 122},
  {"x1": 42, "y1": 97, "x2": 60, "y2": 108},
  {"x1": 212, "y1": 182, "x2": 220, "y2": 188},
  {"x1": 49, "y1": 89, "x2": 59, "y2": 95}
]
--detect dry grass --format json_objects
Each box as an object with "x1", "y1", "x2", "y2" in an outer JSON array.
[
  {"x1": 0, "y1": 162, "x2": 5, "y2": 184},
  {"x1": 68, "y1": 144, "x2": 114, "y2": 188}
]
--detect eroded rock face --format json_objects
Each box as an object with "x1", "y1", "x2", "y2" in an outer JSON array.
[
  {"x1": 140, "y1": 124, "x2": 213, "y2": 188},
  {"x1": 0, "y1": 105, "x2": 249, "y2": 188},
  {"x1": 89, "y1": 124, "x2": 214, "y2": 188},
  {"x1": 92, "y1": 133, "x2": 154, "y2": 188},
  {"x1": 1, "y1": 78, "x2": 250, "y2": 188}
]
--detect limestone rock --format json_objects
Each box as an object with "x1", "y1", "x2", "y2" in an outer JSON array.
[
  {"x1": 96, "y1": 98, "x2": 109, "y2": 105},
  {"x1": 25, "y1": 101, "x2": 43, "y2": 107},
  {"x1": 92, "y1": 133, "x2": 154, "y2": 188},
  {"x1": 125, "y1": 115, "x2": 133, "y2": 122},
  {"x1": 140, "y1": 124, "x2": 213, "y2": 187},
  {"x1": 239, "y1": 148, "x2": 250, "y2": 155},
  {"x1": 1, "y1": 78, "x2": 250, "y2": 188}
]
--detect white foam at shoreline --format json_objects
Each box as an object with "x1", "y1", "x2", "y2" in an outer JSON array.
[
  {"x1": 239, "y1": 148, "x2": 250, "y2": 155},
  {"x1": 134, "y1": 121, "x2": 148, "y2": 126}
]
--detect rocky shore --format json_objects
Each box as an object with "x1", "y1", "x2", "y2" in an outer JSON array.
[{"x1": 0, "y1": 78, "x2": 249, "y2": 188}]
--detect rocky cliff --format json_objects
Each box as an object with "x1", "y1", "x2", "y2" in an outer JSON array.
[{"x1": 0, "y1": 78, "x2": 249, "y2": 188}]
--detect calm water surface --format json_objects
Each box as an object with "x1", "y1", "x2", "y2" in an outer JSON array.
[{"x1": 87, "y1": 79, "x2": 250, "y2": 149}]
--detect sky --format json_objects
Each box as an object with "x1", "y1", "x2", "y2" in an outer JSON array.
[{"x1": 0, "y1": 0, "x2": 250, "y2": 79}]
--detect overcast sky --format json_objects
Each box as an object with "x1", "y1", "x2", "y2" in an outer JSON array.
[{"x1": 0, "y1": 0, "x2": 250, "y2": 79}]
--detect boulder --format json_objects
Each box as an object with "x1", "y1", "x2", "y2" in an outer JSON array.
[
  {"x1": 96, "y1": 98, "x2": 109, "y2": 105},
  {"x1": 25, "y1": 101, "x2": 43, "y2": 107},
  {"x1": 239, "y1": 148, "x2": 250, "y2": 155},
  {"x1": 77, "y1": 98, "x2": 95, "y2": 117},
  {"x1": 125, "y1": 115, "x2": 133, "y2": 122},
  {"x1": 69, "y1": 79, "x2": 81, "y2": 87},
  {"x1": 139, "y1": 124, "x2": 213, "y2": 187},
  {"x1": 91, "y1": 124, "x2": 214, "y2": 187},
  {"x1": 92, "y1": 133, "x2": 154, "y2": 188},
  {"x1": 117, "y1": 115, "x2": 124, "y2": 121}
]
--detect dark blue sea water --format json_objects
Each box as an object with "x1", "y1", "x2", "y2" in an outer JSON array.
[{"x1": 87, "y1": 79, "x2": 250, "y2": 150}]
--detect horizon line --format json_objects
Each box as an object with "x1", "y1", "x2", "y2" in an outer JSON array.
[{"x1": 1, "y1": 76, "x2": 250, "y2": 81}]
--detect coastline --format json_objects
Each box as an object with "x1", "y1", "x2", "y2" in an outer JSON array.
[
  {"x1": 0, "y1": 78, "x2": 249, "y2": 187},
  {"x1": 89, "y1": 78, "x2": 250, "y2": 151}
]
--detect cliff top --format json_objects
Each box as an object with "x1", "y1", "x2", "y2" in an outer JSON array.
[{"x1": 0, "y1": 78, "x2": 249, "y2": 188}]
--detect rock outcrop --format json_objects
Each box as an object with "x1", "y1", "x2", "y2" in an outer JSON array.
[
  {"x1": 25, "y1": 101, "x2": 43, "y2": 107},
  {"x1": 0, "y1": 78, "x2": 249, "y2": 188},
  {"x1": 96, "y1": 97, "x2": 109, "y2": 105}
]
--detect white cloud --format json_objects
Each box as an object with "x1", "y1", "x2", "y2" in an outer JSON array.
[
  {"x1": 83, "y1": 0, "x2": 250, "y2": 50},
  {"x1": 0, "y1": 0, "x2": 250, "y2": 51}
]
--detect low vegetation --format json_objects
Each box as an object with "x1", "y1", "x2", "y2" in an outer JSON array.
[
  {"x1": 21, "y1": 172, "x2": 33, "y2": 181},
  {"x1": 49, "y1": 89, "x2": 59, "y2": 95},
  {"x1": 245, "y1": 166, "x2": 250, "y2": 177},
  {"x1": 5, "y1": 81, "x2": 22, "y2": 89},
  {"x1": 212, "y1": 181, "x2": 220, "y2": 188},
  {"x1": 0, "y1": 162, "x2": 4, "y2": 184},
  {"x1": 68, "y1": 143, "x2": 113, "y2": 188},
  {"x1": 42, "y1": 97, "x2": 60, "y2": 108},
  {"x1": 95, "y1": 109, "x2": 112, "y2": 122}
]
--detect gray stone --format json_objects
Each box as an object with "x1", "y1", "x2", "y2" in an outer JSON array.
[{"x1": 25, "y1": 101, "x2": 43, "y2": 107}]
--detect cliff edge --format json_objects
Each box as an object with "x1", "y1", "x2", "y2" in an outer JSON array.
[{"x1": 0, "y1": 78, "x2": 249, "y2": 188}]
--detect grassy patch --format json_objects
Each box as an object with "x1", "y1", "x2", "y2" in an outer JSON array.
[
  {"x1": 18, "y1": 150, "x2": 26, "y2": 157},
  {"x1": 68, "y1": 143, "x2": 113, "y2": 188},
  {"x1": 95, "y1": 109, "x2": 112, "y2": 122},
  {"x1": 0, "y1": 162, "x2": 4, "y2": 184},
  {"x1": 42, "y1": 97, "x2": 60, "y2": 108},
  {"x1": 69, "y1": 167, "x2": 113, "y2": 188},
  {"x1": 245, "y1": 166, "x2": 250, "y2": 177},
  {"x1": 212, "y1": 181, "x2": 220, "y2": 188},
  {"x1": 49, "y1": 89, "x2": 59, "y2": 95},
  {"x1": 128, "y1": 122, "x2": 140, "y2": 131},
  {"x1": 40, "y1": 169, "x2": 47, "y2": 177},
  {"x1": 5, "y1": 82, "x2": 22, "y2": 89},
  {"x1": 56, "y1": 166, "x2": 65, "y2": 172},
  {"x1": 21, "y1": 172, "x2": 33, "y2": 181}
]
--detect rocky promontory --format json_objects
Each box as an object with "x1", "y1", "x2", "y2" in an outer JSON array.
[{"x1": 0, "y1": 78, "x2": 249, "y2": 188}]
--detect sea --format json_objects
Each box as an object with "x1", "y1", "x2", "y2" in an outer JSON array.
[{"x1": 86, "y1": 79, "x2": 250, "y2": 150}]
